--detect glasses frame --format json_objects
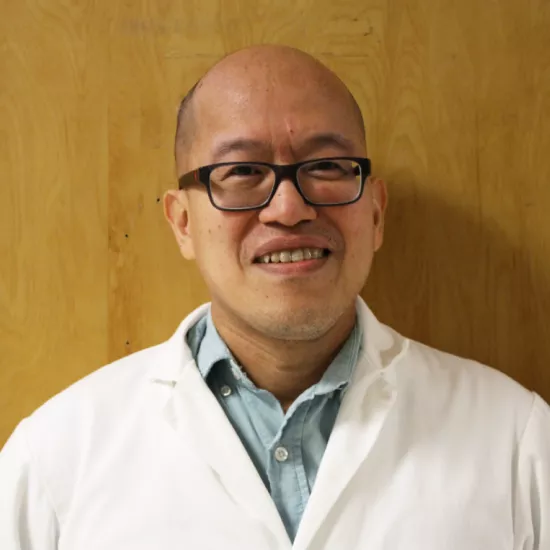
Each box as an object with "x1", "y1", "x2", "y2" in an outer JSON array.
[{"x1": 178, "y1": 156, "x2": 372, "y2": 212}]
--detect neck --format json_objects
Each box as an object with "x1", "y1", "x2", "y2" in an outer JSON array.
[{"x1": 210, "y1": 302, "x2": 357, "y2": 410}]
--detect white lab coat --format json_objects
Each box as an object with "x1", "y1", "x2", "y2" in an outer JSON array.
[{"x1": 1, "y1": 298, "x2": 549, "y2": 550}]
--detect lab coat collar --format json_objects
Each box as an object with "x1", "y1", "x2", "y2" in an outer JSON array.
[{"x1": 148, "y1": 303, "x2": 210, "y2": 385}]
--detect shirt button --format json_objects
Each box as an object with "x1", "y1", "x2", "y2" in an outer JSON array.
[
  {"x1": 274, "y1": 446, "x2": 289, "y2": 462},
  {"x1": 220, "y1": 385, "x2": 232, "y2": 397}
]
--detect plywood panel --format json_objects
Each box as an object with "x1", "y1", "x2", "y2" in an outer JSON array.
[
  {"x1": 0, "y1": 1, "x2": 109, "y2": 442},
  {"x1": 363, "y1": 0, "x2": 550, "y2": 395},
  {"x1": 1, "y1": 0, "x2": 549, "y2": 446}
]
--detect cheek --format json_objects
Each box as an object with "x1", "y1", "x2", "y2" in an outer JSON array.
[
  {"x1": 333, "y1": 201, "x2": 376, "y2": 261},
  {"x1": 196, "y1": 226, "x2": 229, "y2": 271},
  {"x1": 191, "y1": 215, "x2": 247, "y2": 282}
]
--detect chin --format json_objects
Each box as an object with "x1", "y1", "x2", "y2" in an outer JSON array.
[{"x1": 246, "y1": 300, "x2": 351, "y2": 342}]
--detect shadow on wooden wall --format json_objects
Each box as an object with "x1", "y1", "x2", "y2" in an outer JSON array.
[{"x1": 364, "y1": 182, "x2": 550, "y2": 401}]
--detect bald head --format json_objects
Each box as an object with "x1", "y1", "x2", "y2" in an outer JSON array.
[{"x1": 174, "y1": 45, "x2": 365, "y2": 161}]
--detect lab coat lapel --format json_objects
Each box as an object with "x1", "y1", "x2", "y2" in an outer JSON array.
[
  {"x1": 163, "y1": 358, "x2": 290, "y2": 547},
  {"x1": 293, "y1": 301, "x2": 405, "y2": 550},
  {"x1": 156, "y1": 299, "x2": 405, "y2": 550}
]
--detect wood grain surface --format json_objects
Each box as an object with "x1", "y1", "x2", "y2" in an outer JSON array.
[{"x1": 1, "y1": 0, "x2": 549, "y2": 444}]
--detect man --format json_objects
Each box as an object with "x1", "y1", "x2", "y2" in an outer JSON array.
[{"x1": 1, "y1": 45, "x2": 549, "y2": 550}]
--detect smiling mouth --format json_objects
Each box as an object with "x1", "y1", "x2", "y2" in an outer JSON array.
[{"x1": 254, "y1": 247, "x2": 330, "y2": 264}]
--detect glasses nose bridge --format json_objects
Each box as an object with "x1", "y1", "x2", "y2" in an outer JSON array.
[{"x1": 272, "y1": 162, "x2": 302, "y2": 196}]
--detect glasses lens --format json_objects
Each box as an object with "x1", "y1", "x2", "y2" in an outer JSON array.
[
  {"x1": 209, "y1": 163, "x2": 275, "y2": 209},
  {"x1": 297, "y1": 158, "x2": 362, "y2": 205}
]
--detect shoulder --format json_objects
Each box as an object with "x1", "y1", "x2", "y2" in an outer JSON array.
[
  {"x1": 394, "y1": 336, "x2": 536, "y2": 439},
  {"x1": 21, "y1": 304, "x2": 210, "y2": 434},
  {"x1": 357, "y1": 298, "x2": 534, "y2": 420},
  {"x1": 29, "y1": 339, "x2": 169, "y2": 422},
  {"x1": 11, "y1": 305, "x2": 209, "y2": 475},
  {"x1": 405, "y1": 337, "x2": 532, "y2": 399},
  {"x1": 18, "y1": 340, "x2": 174, "y2": 464},
  {"x1": 3, "y1": 308, "x2": 208, "y2": 518}
]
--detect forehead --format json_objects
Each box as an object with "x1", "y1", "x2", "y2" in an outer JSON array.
[{"x1": 188, "y1": 66, "x2": 364, "y2": 164}]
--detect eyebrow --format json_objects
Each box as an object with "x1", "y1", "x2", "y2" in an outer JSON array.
[
  {"x1": 211, "y1": 138, "x2": 266, "y2": 163},
  {"x1": 210, "y1": 132, "x2": 357, "y2": 163},
  {"x1": 299, "y1": 132, "x2": 357, "y2": 156}
]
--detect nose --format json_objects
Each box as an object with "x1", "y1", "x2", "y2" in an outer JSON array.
[{"x1": 258, "y1": 178, "x2": 317, "y2": 227}]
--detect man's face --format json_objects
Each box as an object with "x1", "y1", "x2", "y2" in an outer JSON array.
[{"x1": 167, "y1": 52, "x2": 386, "y2": 341}]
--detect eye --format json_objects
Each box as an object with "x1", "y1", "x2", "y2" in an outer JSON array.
[
  {"x1": 309, "y1": 160, "x2": 342, "y2": 171},
  {"x1": 226, "y1": 164, "x2": 263, "y2": 178},
  {"x1": 305, "y1": 159, "x2": 353, "y2": 179},
  {"x1": 210, "y1": 163, "x2": 269, "y2": 189}
]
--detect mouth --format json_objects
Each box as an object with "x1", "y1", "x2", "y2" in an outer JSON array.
[{"x1": 253, "y1": 247, "x2": 331, "y2": 264}]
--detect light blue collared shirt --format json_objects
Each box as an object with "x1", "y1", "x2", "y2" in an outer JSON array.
[{"x1": 186, "y1": 309, "x2": 362, "y2": 542}]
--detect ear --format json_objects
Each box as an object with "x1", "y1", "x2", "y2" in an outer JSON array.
[
  {"x1": 163, "y1": 190, "x2": 196, "y2": 260},
  {"x1": 370, "y1": 177, "x2": 388, "y2": 252}
]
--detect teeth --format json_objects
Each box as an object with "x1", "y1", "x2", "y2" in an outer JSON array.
[
  {"x1": 311, "y1": 248, "x2": 323, "y2": 259},
  {"x1": 291, "y1": 249, "x2": 304, "y2": 262},
  {"x1": 280, "y1": 251, "x2": 291, "y2": 263},
  {"x1": 258, "y1": 248, "x2": 326, "y2": 264}
]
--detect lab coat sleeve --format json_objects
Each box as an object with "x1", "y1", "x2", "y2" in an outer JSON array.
[
  {"x1": 0, "y1": 420, "x2": 59, "y2": 550},
  {"x1": 515, "y1": 394, "x2": 550, "y2": 550}
]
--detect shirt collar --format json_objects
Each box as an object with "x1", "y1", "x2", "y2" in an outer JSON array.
[
  {"x1": 187, "y1": 306, "x2": 363, "y2": 396},
  {"x1": 186, "y1": 306, "x2": 231, "y2": 380},
  {"x1": 313, "y1": 320, "x2": 362, "y2": 397}
]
